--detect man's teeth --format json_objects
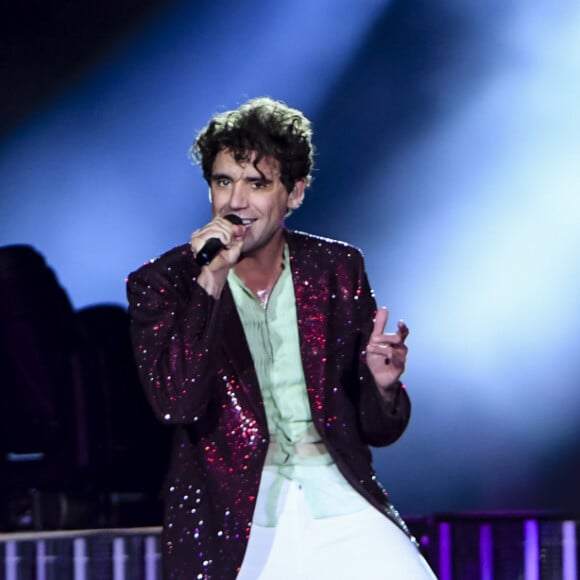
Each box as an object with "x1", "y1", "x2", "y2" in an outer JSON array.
[{"x1": 241, "y1": 219, "x2": 255, "y2": 225}]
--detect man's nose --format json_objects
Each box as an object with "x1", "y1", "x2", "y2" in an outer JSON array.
[{"x1": 230, "y1": 183, "x2": 248, "y2": 208}]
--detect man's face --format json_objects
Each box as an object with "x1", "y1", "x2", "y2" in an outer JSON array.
[{"x1": 209, "y1": 149, "x2": 304, "y2": 257}]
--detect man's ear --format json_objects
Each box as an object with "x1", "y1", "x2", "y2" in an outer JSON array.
[{"x1": 287, "y1": 179, "x2": 306, "y2": 211}]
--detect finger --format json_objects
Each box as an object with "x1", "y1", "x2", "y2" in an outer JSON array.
[
  {"x1": 372, "y1": 307, "x2": 389, "y2": 337},
  {"x1": 369, "y1": 332, "x2": 404, "y2": 346},
  {"x1": 390, "y1": 344, "x2": 407, "y2": 368},
  {"x1": 366, "y1": 342, "x2": 391, "y2": 354},
  {"x1": 210, "y1": 218, "x2": 235, "y2": 239},
  {"x1": 367, "y1": 342, "x2": 407, "y2": 355},
  {"x1": 367, "y1": 342, "x2": 407, "y2": 367},
  {"x1": 190, "y1": 229, "x2": 205, "y2": 253},
  {"x1": 397, "y1": 320, "x2": 410, "y2": 341},
  {"x1": 190, "y1": 219, "x2": 234, "y2": 250},
  {"x1": 214, "y1": 217, "x2": 246, "y2": 246},
  {"x1": 225, "y1": 225, "x2": 245, "y2": 245}
]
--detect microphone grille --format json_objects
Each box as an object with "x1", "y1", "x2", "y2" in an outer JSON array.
[{"x1": 224, "y1": 214, "x2": 243, "y2": 226}]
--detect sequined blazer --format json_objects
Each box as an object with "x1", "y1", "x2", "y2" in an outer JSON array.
[{"x1": 127, "y1": 230, "x2": 412, "y2": 580}]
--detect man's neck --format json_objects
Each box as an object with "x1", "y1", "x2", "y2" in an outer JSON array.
[{"x1": 234, "y1": 230, "x2": 286, "y2": 294}]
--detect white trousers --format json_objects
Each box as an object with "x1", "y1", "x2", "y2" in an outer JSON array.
[{"x1": 237, "y1": 481, "x2": 437, "y2": 579}]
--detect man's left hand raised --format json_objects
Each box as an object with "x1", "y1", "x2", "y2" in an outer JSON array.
[{"x1": 365, "y1": 307, "x2": 409, "y2": 392}]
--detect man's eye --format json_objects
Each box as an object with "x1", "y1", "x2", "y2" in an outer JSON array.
[
  {"x1": 252, "y1": 181, "x2": 267, "y2": 189},
  {"x1": 216, "y1": 179, "x2": 230, "y2": 187}
]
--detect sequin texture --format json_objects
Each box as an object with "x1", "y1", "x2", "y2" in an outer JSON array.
[{"x1": 126, "y1": 230, "x2": 413, "y2": 578}]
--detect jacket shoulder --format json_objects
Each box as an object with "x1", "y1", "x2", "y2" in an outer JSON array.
[
  {"x1": 127, "y1": 243, "x2": 194, "y2": 282},
  {"x1": 286, "y1": 230, "x2": 365, "y2": 262}
]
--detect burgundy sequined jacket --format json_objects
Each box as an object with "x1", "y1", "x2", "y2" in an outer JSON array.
[{"x1": 127, "y1": 230, "x2": 412, "y2": 580}]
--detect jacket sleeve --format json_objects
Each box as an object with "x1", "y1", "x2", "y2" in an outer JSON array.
[
  {"x1": 352, "y1": 252, "x2": 411, "y2": 447},
  {"x1": 126, "y1": 254, "x2": 222, "y2": 425}
]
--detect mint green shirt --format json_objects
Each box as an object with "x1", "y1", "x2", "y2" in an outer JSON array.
[{"x1": 228, "y1": 246, "x2": 369, "y2": 526}]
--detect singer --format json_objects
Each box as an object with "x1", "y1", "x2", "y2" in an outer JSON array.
[{"x1": 127, "y1": 97, "x2": 436, "y2": 579}]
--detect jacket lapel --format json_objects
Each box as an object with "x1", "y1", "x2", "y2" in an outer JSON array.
[
  {"x1": 219, "y1": 283, "x2": 268, "y2": 427},
  {"x1": 287, "y1": 231, "x2": 328, "y2": 422}
]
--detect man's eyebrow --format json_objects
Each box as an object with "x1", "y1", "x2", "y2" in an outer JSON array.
[
  {"x1": 210, "y1": 172, "x2": 273, "y2": 183},
  {"x1": 211, "y1": 172, "x2": 232, "y2": 180},
  {"x1": 246, "y1": 175, "x2": 272, "y2": 184}
]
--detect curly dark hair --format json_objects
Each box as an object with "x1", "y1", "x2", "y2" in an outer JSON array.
[{"x1": 191, "y1": 97, "x2": 314, "y2": 193}]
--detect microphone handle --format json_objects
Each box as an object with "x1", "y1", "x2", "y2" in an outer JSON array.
[
  {"x1": 194, "y1": 214, "x2": 243, "y2": 266},
  {"x1": 195, "y1": 238, "x2": 225, "y2": 266}
]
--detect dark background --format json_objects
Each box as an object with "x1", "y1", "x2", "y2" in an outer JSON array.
[{"x1": 1, "y1": 0, "x2": 579, "y2": 522}]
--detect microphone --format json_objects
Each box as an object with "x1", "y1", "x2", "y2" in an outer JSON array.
[{"x1": 194, "y1": 214, "x2": 243, "y2": 266}]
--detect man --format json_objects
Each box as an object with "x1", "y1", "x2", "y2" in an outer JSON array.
[{"x1": 127, "y1": 97, "x2": 435, "y2": 579}]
